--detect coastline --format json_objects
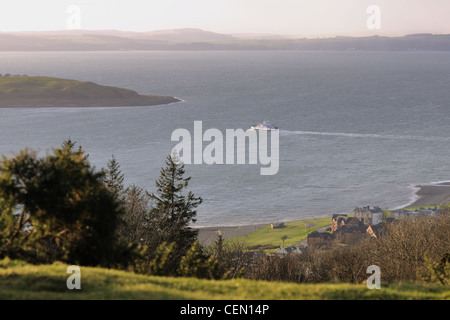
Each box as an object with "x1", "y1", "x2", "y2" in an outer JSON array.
[
  {"x1": 0, "y1": 96, "x2": 181, "y2": 108},
  {"x1": 197, "y1": 182, "x2": 450, "y2": 246},
  {"x1": 407, "y1": 182, "x2": 450, "y2": 207}
]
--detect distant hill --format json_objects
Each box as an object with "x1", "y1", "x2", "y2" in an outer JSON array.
[
  {"x1": 1, "y1": 29, "x2": 450, "y2": 51},
  {"x1": 138, "y1": 28, "x2": 235, "y2": 42},
  {"x1": 0, "y1": 75, "x2": 180, "y2": 108}
]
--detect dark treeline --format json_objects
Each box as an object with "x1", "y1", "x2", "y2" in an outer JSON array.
[{"x1": 0, "y1": 140, "x2": 448, "y2": 284}]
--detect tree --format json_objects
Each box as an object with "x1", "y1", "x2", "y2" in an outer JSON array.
[
  {"x1": 116, "y1": 185, "x2": 153, "y2": 245},
  {"x1": 147, "y1": 152, "x2": 202, "y2": 261},
  {"x1": 148, "y1": 242, "x2": 176, "y2": 276},
  {"x1": 104, "y1": 155, "x2": 125, "y2": 200},
  {"x1": 281, "y1": 235, "x2": 288, "y2": 247},
  {"x1": 179, "y1": 241, "x2": 221, "y2": 279},
  {"x1": 0, "y1": 141, "x2": 128, "y2": 267}
]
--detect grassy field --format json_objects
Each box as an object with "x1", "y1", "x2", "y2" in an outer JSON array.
[
  {"x1": 0, "y1": 258, "x2": 448, "y2": 300},
  {"x1": 0, "y1": 75, "x2": 136, "y2": 96},
  {"x1": 0, "y1": 75, "x2": 179, "y2": 107},
  {"x1": 228, "y1": 217, "x2": 331, "y2": 250}
]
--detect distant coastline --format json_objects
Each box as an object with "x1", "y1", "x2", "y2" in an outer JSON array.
[
  {"x1": 1, "y1": 29, "x2": 450, "y2": 51},
  {"x1": 0, "y1": 75, "x2": 180, "y2": 108}
]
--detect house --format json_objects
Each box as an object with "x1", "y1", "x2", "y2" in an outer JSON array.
[
  {"x1": 366, "y1": 222, "x2": 386, "y2": 239},
  {"x1": 353, "y1": 206, "x2": 383, "y2": 225},
  {"x1": 271, "y1": 222, "x2": 285, "y2": 229},
  {"x1": 390, "y1": 209, "x2": 408, "y2": 219},
  {"x1": 307, "y1": 231, "x2": 336, "y2": 247},
  {"x1": 331, "y1": 214, "x2": 348, "y2": 232},
  {"x1": 345, "y1": 217, "x2": 364, "y2": 227},
  {"x1": 332, "y1": 215, "x2": 364, "y2": 232},
  {"x1": 333, "y1": 223, "x2": 368, "y2": 244}
]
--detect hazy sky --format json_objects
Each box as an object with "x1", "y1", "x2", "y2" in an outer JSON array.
[{"x1": 1, "y1": 0, "x2": 450, "y2": 36}]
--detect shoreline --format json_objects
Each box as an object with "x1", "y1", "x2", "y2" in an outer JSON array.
[
  {"x1": 0, "y1": 75, "x2": 182, "y2": 108},
  {"x1": 406, "y1": 182, "x2": 450, "y2": 207},
  {"x1": 0, "y1": 96, "x2": 181, "y2": 108},
  {"x1": 197, "y1": 182, "x2": 450, "y2": 246}
]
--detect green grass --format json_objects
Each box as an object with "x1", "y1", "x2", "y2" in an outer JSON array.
[
  {"x1": 0, "y1": 76, "x2": 136, "y2": 97},
  {"x1": 0, "y1": 258, "x2": 448, "y2": 300},
  {"x1": 0, "y1": 75, "x2": 178, "y2": 107},
  {"x1": 228, "y1": 217, "x2": 331, "y2": 250}
]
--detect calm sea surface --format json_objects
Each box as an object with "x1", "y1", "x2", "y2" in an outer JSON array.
[{"x1": 1, "y1": 51, "x2": 450, "y2": 226}]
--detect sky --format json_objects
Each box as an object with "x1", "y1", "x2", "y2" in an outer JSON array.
[{"x1": 1, "y1": 0, "x2": 450, "y2": 36}]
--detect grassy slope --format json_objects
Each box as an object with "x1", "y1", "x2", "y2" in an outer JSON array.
[
  {"x1": 228, "y1": 217, "x2": 331, "y2": 249},
  {"x1": 0, "y1": 76, "x2": 178, "y2": 107},
  {"x1": 1, "y1": 259, "x2": 448, "y2": 300},
  {"x1": 0, "y1": 76, "x2": 136, "y2": 97}
]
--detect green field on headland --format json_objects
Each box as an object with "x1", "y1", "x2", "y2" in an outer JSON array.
[{"x1": 0, "y1": 75, "x2": 179, "y2": 107}]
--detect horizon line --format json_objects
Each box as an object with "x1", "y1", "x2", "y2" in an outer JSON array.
[{"x1": 1, "y1": 28, "x2": 449, "y2": 39}]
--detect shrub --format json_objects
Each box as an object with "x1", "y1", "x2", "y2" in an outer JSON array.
[{"x1": 0, "y1": 142, "x2": 129, "y2": 267}]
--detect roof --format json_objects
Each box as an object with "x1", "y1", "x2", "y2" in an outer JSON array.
[
  {"x1": 345, "y1": 217, "x2": 364, "y2": 226},
  {"x1": 332, "y1": 214, "x2": 348, "y2": 219},
  {"x1": 354, "y1": 206, "x2": 383, "y2": 213},
  {"x1": 336, "y1": 216, "x2": 347, "y2": 224},
  {"x1": 308, "y1": 231, "x2": 335, "y2": 240},
  {"x1": 334, "y1": 224, "x2": 367, "y2": 234},
  {"x1": 367, "y1": 222, "x2": 386, "y2": 237}
]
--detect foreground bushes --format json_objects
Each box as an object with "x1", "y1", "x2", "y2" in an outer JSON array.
[{"x1": 0, "y1": 143, "x2": 217, "y2": 279}]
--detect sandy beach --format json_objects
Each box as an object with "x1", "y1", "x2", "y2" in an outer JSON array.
[
  {"x1": 408, "y1": 183, "x2": 450, "y2": 207},
  {"x1": 197, "y1": 182, "x2": 450, "y2": 246}
]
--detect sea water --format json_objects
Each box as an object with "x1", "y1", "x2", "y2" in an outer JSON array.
[{"x1": 1, "y1": 51, "x2": 450, "y2": 226}]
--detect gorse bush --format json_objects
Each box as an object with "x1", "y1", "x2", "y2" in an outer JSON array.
[
  {"x1": 0, "y1": 141, "x2": 134, "y2": 267},
  {"x1": 420, "y1": 253, "x2": 450, "y2": 285},
  {"x1": 179, "y1": 241, "x2": 222, "y2": 279}
]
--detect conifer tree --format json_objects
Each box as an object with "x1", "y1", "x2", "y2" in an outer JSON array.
[
  {"x1": 104, "y1": 155, "x2": 125, "y2": 200},
  {"x1": 148, "y1": 151, "x2": 202, "y2": 258}
]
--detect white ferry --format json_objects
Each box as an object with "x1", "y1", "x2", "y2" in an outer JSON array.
[{"x1": 250, "y1": 120, "x2": 279, "y2": 131}]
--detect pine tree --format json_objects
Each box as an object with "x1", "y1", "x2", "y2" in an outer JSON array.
[
  {"x1": 148, "y1": 151, "x2": 202, "y2": 257},
  {"x1": 104, "y1": 155, "x2": 125, "y2": 200}
]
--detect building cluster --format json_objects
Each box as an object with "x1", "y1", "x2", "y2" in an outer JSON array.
[
  {"x1": 273, "y1": 205, "x2": 440, "y2": 255},
  {"x1": 390, "y1": 206, "x2": 439, "y2": 219},
  {"x1": 306, "y1": 205, "x2": 439, "y2": 248},
  {"x1": 306, "y1": 206, "x2": 386, "y2": 248}
]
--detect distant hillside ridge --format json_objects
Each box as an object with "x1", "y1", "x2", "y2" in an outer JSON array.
[{"x1": 1, "y1": 29, "x2": 450, "y2": 51}]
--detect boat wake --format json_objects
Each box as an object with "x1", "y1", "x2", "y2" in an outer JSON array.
[{"x1": 280, "y1": 130, "x2": 450, "y2": 142}]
